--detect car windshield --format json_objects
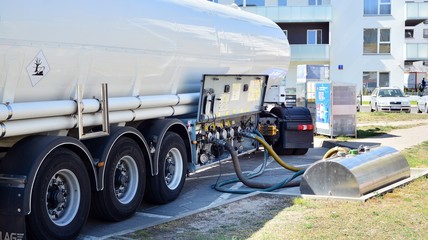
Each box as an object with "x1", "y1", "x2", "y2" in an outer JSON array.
[{"x1": 378, "y1": 89, "x2": 404, "y2": 97}]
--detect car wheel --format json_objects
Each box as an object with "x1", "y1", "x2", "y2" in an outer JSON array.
[{"x1": 370, "y1": 102, "x2": 375, "y2": 112}]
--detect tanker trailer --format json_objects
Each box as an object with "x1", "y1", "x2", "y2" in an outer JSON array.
[{"x1": 0, "y1": 0, "x2": 313, "y2": 239}]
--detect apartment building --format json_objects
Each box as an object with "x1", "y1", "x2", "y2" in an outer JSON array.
[{"x1": 209, "y1": 0, "x2": 428, "y2": 95}]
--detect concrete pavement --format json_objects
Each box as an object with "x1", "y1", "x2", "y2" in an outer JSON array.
[{"x1": 319, "y1": 119, "x2": 428, "y2": 151}]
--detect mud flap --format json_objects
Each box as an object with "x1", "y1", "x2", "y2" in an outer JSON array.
[
  {"x1": 0, "y1": 175, "x2": 27, "y2": 240},
  {"x1": 0, "y1": 214, "x2": 26, "y2": 240}
]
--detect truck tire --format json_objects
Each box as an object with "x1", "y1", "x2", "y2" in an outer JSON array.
[
  {"x1": 145, "y1": 132, "x2": 187, "y2": 204},
  {"x1": 27, "y1": 147, "x2": 90, "y2": 240},
  {"x1": 293, "y1": 148, "x2": 309, "y2": 155},
  {"x1": 272, "y1": 144, "x2": 294, "y2": 155},
  {"x1": 370, "y1": 102, "x2": 375, "y2": 112},
  {"x1": 92, "y1": 137, "x2": 145, "y2": 221}
]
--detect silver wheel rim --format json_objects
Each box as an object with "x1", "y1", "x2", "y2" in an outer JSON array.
[
  {"x1": 46, "y1": 169, "x2": 80, "y2": 227},
  {"x1": 164, "y1": 148, "x2": 183, "y2": 190},
  {"x1": 114, "y1": 156, "x2": 139, "y2": 204}
]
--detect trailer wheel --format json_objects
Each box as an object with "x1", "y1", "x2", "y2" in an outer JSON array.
[
  {"x1": 145, "y1": 132, "x2": 187, "y2": 204},
  {"x1": 27, "y1": 148, "x2": 90, "y2": 240},
  {"x1": 92, "y1": 137, "x2": 145, "y2": 221}
]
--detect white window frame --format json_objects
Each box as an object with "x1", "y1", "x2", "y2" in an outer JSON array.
[
  {"x1": 363, "y1": 28, "x2": 390, "y2": 54},
  {"x1": 307, "y1": 29, "x2": 322, "y2": 45},
  {"x1": 308, "y1": 0, "x2": 322, "y2": 6},
  {"x1": 364, "y1": 0, "x2": 391, "y2": 15},
  {"x1": 363, "y1": 71, "x2": 390, "y2": 94},
  {"x1": 405, "y1": 29, "x2": 414, "y2": 38},
  {"x1": 278, "y1": 0, "x2": 288, "y2": 6},
  {"x1": 283, "y1": 30, "x2": 288, "y2": 39},
  {"x1": 379, "y1": 0, "x2": 391, "y2": 15}
]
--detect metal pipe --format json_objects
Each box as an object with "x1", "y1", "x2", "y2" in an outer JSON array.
[
  {"x1": 0, "y1": 93, "x2": 199, "y2": 122},
  {"x1": 0, "y1": 105, "x2": 197, "y2": 138}
]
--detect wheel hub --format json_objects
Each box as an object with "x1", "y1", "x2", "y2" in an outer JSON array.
[
  {"x1": 165, "y1": 153, "x2": 176, "y2": 184},
  {"x1": 47, "y1": 175, "x2": 68, "y2": 219},
  {"x1": 115, "y1": 161, "x2": 130, "y2": 198}
]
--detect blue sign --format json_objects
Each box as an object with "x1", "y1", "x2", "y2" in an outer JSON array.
[{"x1": 315, "y1": 83, "x2": 330, "y2": 130}]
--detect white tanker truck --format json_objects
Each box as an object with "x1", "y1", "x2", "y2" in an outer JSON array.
[{"x1": 0, "y1": 0, "x2": 313, "y2": 239}]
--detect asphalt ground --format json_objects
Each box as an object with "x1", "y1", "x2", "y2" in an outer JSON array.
[
  {"x1": 79, "y1": 148, "x2": 326, "y2": 239},
  {"x1": 78, "y1": 117, "x2": 428, "y2": 239}
]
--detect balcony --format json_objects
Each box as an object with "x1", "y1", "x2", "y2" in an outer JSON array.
[
  {"x1": 290, "y1": 44, "x2": 330, "y2": 62},
  {"x1": 406, "y1": 43, "x2": 428, "y2": 61},
  {"x1": 406, "y1": 2, "x2": 428, "y2": 26},
  {"x1": 242, "y1": 6, "x2": 332, "y2": 22}
]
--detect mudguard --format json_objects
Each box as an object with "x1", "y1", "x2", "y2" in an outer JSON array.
[
  {"x1": 82, "y1": 126, "x2": 152, "y2": 191},
  {"x1": 137, "y1": 119, "x2": 192, "y2": 176},
  {"x1": 0, "y1": 136, "x2": 94, "y2": 239}
]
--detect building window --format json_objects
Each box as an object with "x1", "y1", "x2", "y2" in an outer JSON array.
[
  {"x1": 405, "y1": 29, "x2": 414, "y2": 38},
  {"x1": 307, "y1": 29, "x2": 322, "y2": 44},
  {"x1": 379, "y1": 29, "x2": 390, "y2": 53},
  {"x1": 364, "y1": 0, "x2": 391, "y2": 15},
  {"x1": 363, "y1": 28, "x2": 390, "y2": 54},
  {"x1": 278, "y1": 0, "x2": 288, "y2": 6},
  {"x1": 235, "y1": 0, "x2": 265, "y2": 6},
  {"x1": 424, "y1": 29, "x2": 428, "y2": 38},
  {"x1": 379, "y1": 72, "x2": 390, "y2": 87},
  {"x1": 363, "y1": 71, "x2": 390, "y2": 94},
  {"x1": 363, "y1": 72, "x2": 377, "y2": 94},
  {"x1": 309, "y1": 0, "x2": 322, "y2": 5},
  {"x1": 283, "y1": 30, "x2": 288, "y2": 39}
]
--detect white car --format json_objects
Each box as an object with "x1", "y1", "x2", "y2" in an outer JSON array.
[
  {"x1": 370, "y1": 87, "x2": 411, "y2": 113},
  {"x1": 417, "y1": 87, "x2": 428, "y2": 113}
]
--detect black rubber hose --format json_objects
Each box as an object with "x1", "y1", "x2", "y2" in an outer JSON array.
[
  {"x1": 220, "y1": 140, "x2": 289, "y2": 189},
  {"x1": 214, "y1": 170, "x2": 303, "y2": 194}
]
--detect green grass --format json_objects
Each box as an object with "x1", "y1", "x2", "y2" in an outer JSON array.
[
  {"x1": 357, "y1": 111, "x2": 428, "y2": 123},
  {"x1": 355, "y1": 125, "x2": 399, "y2": 138},
  {"x1": 402, "y1": 141, "x2": 428, "y2": 168}
]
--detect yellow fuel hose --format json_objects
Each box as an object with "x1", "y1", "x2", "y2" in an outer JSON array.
[
  {"x1": 322, "y1": 146, "x2": 350, "y2": 160},
  {"x1": 252, "y1": 135, "x2": 303, "y2": 172}
]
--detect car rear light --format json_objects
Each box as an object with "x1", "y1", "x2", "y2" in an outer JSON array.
[{"x1": 298, "y1": 124, "x2": 314, "y2": 131}]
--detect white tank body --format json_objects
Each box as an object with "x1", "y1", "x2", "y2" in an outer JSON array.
[{"x1": 0, "y1": 0, "x2": 289, "y2": 103}]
